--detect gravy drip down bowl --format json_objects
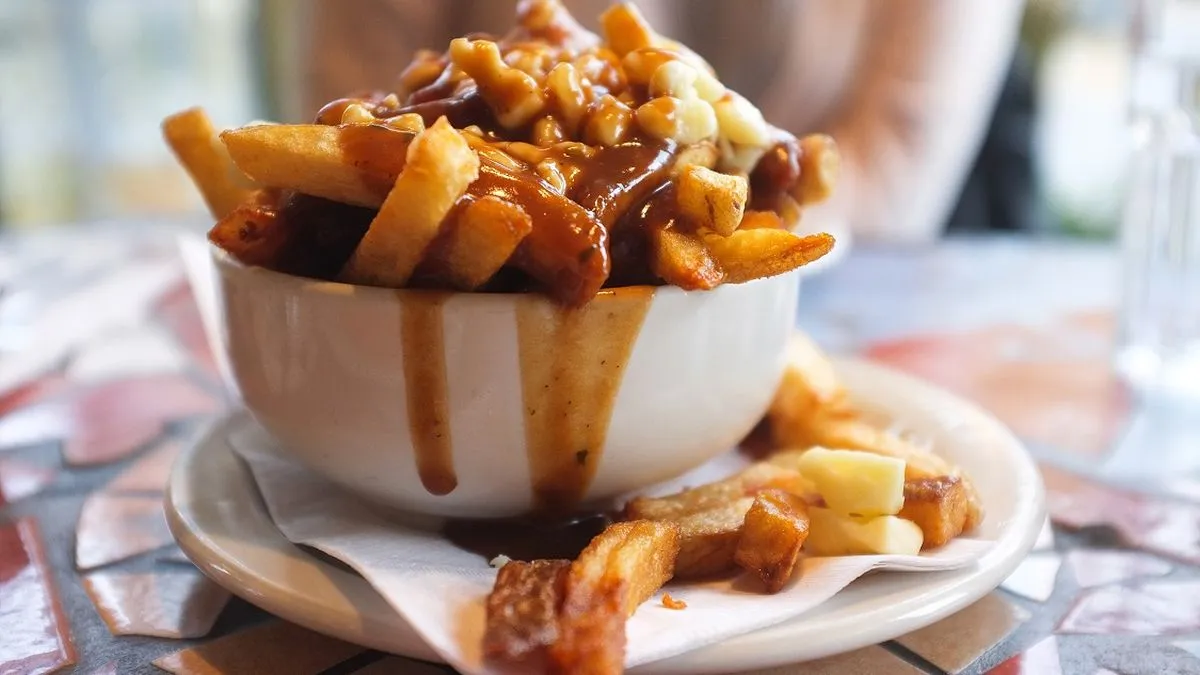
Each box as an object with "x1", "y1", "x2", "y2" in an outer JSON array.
[{"x1": 215, "y1": 246, "x2": 799, "y2": 518}]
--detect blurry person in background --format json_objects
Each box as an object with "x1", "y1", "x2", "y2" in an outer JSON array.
[{"x1": 298, "y1": 0, "x2": 1029, "y2": 244}]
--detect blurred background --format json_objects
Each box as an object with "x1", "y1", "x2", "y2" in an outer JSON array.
[{"x1": 0, "y1": 0, "x2": 1132, "y2": 237}]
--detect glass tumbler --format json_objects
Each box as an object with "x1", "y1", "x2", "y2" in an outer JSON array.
[{"x1": 1116, "y1": 0, "x2": 1200, "y2": 401}]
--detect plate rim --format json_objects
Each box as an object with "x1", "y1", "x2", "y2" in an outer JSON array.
[{"x1": 166, "y1": 356, "x2": 1044, "y2": 673}]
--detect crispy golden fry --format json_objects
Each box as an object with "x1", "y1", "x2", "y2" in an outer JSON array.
[
  {"x1": 898, "y1": 477, "x2": 970, "y2": 548},
  {"x1": 599, "y1": 3, "x2": 655, "y2": 56},
  {"x1": 222, "y1": 123, "x2": 416, "y2": 208},
  {"x1": 416, "y1": 196, "x2": 534, "y2": 290},
  {"x1": 768, "y1": 333, "x2": 851, "y2": 438},
  {"x1": 341, "y1": 118, "x2": 480, "y2": 287},
  {"x1": 800, "y1": 420, "x2": 982, "y2": 532},
  {"x1": 767, "y1": 335, "x2": 984, "y2": 532},
  {"x1": 484, "y1": 559, "x2": 570, "y2": 665},
  {"x1": 625, "y1": 462, "x2": 806, "y2": 522},
  {"x1": 206, "y1": 199, "x2": 289, "y2": 267},
  {"x1": 738, "y1": 210, "x2": 787, "y2": 230},
  {"x1": 551, "y1": 521, "x2": 680, "y2": 675},
  {"x1": 734, "y1": 489, "x2": 810, "y2": 592},
  {"x1": 552, "y1": 581, "x2": 623, "y2": 675},
  {"x1": 649, "y1": 225, "x2": 724, "y2": 290},
  {"x1": 676, "y1": 164, "x2": 748, "y2": 236},
  {"x1": 162, "y1": 107, "x2": 255, "y2": 219},
  {"x1": 796, "y1": 134, "x2": 840, "y2": 206},
  {"x1": 703, "y1": 229, "x2": 835, "y2": 283},
  {"x1": 673, "y1": 496, "x2": 754, "y2": 578}
]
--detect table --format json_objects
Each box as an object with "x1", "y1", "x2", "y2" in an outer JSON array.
[{"x1": 2, "y1": 228, "x2": 1198, "y2": 675}]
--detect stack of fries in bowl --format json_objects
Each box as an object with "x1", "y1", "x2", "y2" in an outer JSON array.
[{"x1": 163, "y1": 1, "x2": 985, "y2": 672}]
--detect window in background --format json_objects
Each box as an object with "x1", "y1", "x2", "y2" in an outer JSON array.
[
  {"x1": 0, "y1": 0, "x2": 262, "y2": 228},
  {"x1": 1026, "y1": 0, "x2": 1131, "y2": 239}
]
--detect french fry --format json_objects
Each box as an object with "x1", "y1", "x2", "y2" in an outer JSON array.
[
  {"x1": 162, "y1": 107, "x2": 255, "y2": 219},
  {"x1": 897, "y1": 477, "x2": 970, "y2": 548},
  {"x1": 341, "y1": 118, "x2": 480, "y2": 287},
  {"x1": 221, "y1": 123, "x2": 416, "y2": 208},
  {"x1": 738, "y1": 210, "x2": 787, "y2": 230},
  {"x1": 206, "y1": 199, "x2": 289, "y2": 268},
  {"x1": 551, "y1": 521, "x2": 680, "y2": 674},
  {"x1": 673, "y1": 497, "x2": 754, "y2": 578},
  {"x1": 484, "y1": 559, "x2": 570, "y2": 665},
  {"x1": 796, "y1": 133, "x2": 839, "y2": 206},
  {"x1": 703, "y1": 229, "x2": 835, "y2": 284},
  {"x1": 415, "y1": 196, "x2": 534, "y2": 290},
  {"x1": 648, "y1": 225, "x2": 724, "y2": 290},
  {"x1": 767, "y1": 334, "x2": 984, "y2": 531},
  {"x1": 676, "y1": 164, "x2": 748, "y2": 236},
  {"x1": 734, "y1": 489, "x2": 810, "y2": 592},
  {"x1": 625, "y1": 462, "x2": 806, "y2": 522}
]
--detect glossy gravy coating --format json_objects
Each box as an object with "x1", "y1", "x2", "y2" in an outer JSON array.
[{"x1": 396, "y1": 285, "x2": 652, "y2": 512}]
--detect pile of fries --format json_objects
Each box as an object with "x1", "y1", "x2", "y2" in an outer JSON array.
[
  {"x1": 483, "y1": 334, "x2": 982, "y2": 673},
  {"x1": 163, "y1": 0, "x2": 837, "y2": 306}
]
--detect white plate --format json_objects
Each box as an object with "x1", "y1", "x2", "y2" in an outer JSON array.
[{"x1": 166, "y1": 357, "x2": 1044, "y2": 673}]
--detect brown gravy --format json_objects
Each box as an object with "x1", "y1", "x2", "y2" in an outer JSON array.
[
  {"x1": 443, "y1": 512, "x2": 611, "y2": 561},
  {"x1": 398, "y1": 285, "x2": 652, "y2": 513},
  {"x1": 399, "y1": 292, "x2": 457, "y2": 495},
  {"x1": 515, "y1": 286, "x2": 654, "y2": 512}
]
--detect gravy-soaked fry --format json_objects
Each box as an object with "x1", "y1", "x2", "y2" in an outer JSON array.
[
  {"x1": 415, "y1": 196, "x2": 534, "y2": 290},
  {"x1": 796, "y1": 134, "x2": 839, "y2": 206},
  {"x1": 676, "y1": 164, "x2": 748, "y2": 236},
  {"x1": 484, "y1": 559, "x2": 570, "y2": 665},
  {"x1": 341, "y1": 118, "x2": 480, "y2": 287},
  {"x1": 734, "y1": 489, "x2": 810, "y2": 592},
  {"x1": 162, "y1": 107, "x2": 255, "y2": 219},
  {"x1": 552, "y1": 521, "x2": 680, "y2": 674},
  {"x1": 703, "y1": 229, "x2": 835, "y2": 283},
  {"x1": 649, "y1": 225, "x2": 724, "y2": 290},
  {"x1": 222, "y1": 123, "x2": 416, "y2": 208},
  {"x1": 207, "y1": 199, "x2": 289, "y2": 267},
  {"x1": 674, "y1": 497, "x2": 754, "y2": 579},
  {"x1": 474, "y1": 160, "x2": 610, "y2": 305}
]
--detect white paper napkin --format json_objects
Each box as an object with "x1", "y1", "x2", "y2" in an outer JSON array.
[{"x1": 228, "y1": 420, "x2": 993, "y2": 674}]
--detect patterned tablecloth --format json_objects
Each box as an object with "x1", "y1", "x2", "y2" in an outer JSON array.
[{"x1": 2, "y1": 227, "x2": 1199, "y2": 675}]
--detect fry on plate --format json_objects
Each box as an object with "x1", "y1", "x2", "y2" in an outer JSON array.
[
  {"x1": 551, "y1": 520, "x2": 680, "y2": 674},
  {"x1": 734, "y1": 489, "x2": 810, "y2": 592},
  {"x1": 484, "y1": 559, "x2": 570, "y2": 665}
]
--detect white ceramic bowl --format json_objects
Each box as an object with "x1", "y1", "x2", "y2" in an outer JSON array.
[{"x1": 214, "y1": 247, "x2": 800, "y2": 518}]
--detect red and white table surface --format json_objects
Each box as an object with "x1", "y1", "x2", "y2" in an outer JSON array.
[{"x1": 1, "y1": 225, "x2": 1198, "y2": 675}]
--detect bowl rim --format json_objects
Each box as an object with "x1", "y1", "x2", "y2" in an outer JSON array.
[{"x1": 210, "y1": 241, "x2": 792, "y2": 304}]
